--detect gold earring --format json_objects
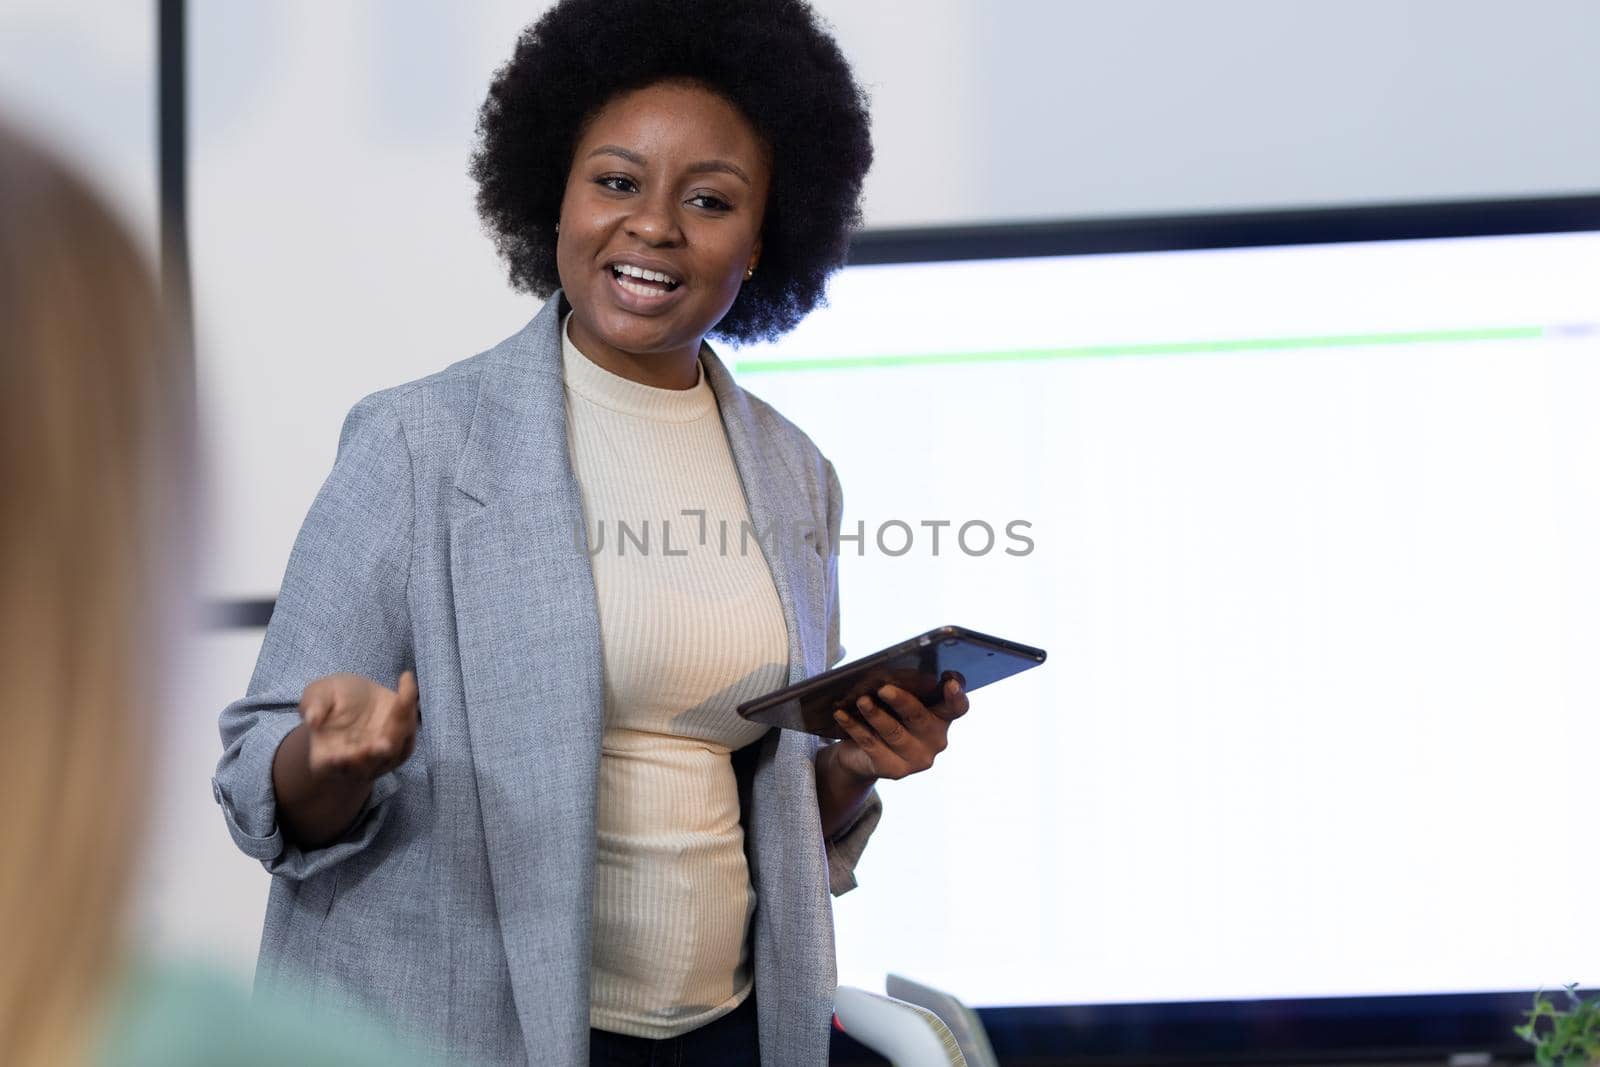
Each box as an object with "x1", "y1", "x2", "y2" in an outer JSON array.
[{"x1": 744, "y1": 266, "x2": 755, "y2": 280}]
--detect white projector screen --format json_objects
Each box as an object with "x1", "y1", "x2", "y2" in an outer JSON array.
[{"x1": 724, "y1": 229, "x2": 1600, "y2": 1008}]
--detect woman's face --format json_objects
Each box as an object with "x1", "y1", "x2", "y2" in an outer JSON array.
[{"x1": 557, "y1": 80, "x2": 771, "y2": 387}]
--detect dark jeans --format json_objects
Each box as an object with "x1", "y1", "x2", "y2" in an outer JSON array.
[{"x1": 589, "y1": 993, "x2": 761, "y2": 1066}]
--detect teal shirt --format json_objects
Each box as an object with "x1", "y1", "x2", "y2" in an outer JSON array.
[{"x1": 95, "y1": 959, "x2": 441, "y2": 1066}]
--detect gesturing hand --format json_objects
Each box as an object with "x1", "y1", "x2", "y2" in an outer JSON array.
[
  {"x1": 829, "y1": 673, "x2": 970, "y2": 782},
  {"x1": 299, "y1": 671, "x2": 420, "y2": 783}
]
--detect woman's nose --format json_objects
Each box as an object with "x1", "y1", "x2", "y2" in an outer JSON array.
[{"x1": 624, "y1": 193, "x2": 683, "y2": 246}]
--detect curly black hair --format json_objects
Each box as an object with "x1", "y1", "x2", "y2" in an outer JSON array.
[{"x1": 470, "y1": 0, "x2": 872, "y2": 343}]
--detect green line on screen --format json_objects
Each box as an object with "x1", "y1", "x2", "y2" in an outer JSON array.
[{"x1": 732, "y1": 325, "x2": 1546, "y2": 374}]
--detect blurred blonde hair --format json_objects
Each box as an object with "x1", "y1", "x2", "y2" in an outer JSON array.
[{"x1": 0, "y1": 122, "x2": 191, "y2": 1065}]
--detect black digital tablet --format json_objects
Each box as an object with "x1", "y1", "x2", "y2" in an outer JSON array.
[{"x1": 736, "y1": 625, "x2": 1047, "y2": 739}]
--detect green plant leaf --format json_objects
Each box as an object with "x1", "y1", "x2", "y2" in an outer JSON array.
[{"x1": 1517, "y1": 984, "x2": 1600, "y2": 1067}]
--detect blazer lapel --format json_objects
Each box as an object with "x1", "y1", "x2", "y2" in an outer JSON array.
[
  {"x1": 701, "y1": 347, "x2": 820, "y2": 684},
  {"x1": 702, "y1": 345, "x2": 838, "y2": 1066},
  {"x1": 451, "y1": 295, "x2": 602, "y2": 1056}
]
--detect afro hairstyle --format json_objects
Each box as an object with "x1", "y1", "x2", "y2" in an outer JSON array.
[{"x1": 470, "y1": 0, "x2": 873, "y2": 343}]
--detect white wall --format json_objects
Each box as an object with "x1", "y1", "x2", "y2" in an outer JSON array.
[
  {"x1": 0, "y1": 0, "x2": 156, "y2": 254},
  {"x1": 849, "y1": 0, "x2": 1600, "y2": 224}
]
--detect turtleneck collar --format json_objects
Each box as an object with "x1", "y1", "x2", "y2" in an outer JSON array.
[{"x1": 560, "y1": 312, "x2": 716, "y2": 423}]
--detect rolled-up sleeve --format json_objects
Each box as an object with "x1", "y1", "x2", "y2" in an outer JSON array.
[
  {"x1": 212, "y1": 393, "x2": 416, "y2": 881},
  {"x1": 824, "y1": 786, "x2": 882, "y2": 897}
]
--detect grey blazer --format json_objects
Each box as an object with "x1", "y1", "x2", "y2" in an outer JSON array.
[{"x1": 213, "y1": 294, "x2": 882, "y2": 1066}]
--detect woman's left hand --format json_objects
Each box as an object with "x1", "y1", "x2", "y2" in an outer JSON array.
[{"x1": 829, "y1": 674, "x2": 970, "y2": 782}]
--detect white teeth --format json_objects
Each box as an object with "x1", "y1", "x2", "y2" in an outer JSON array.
[
  {"x1": 613, "y1": 264, "x2": 677, "y2": 285},
  {"x1": 616, "y1": 275, "x2": 670, "y2": 298}
]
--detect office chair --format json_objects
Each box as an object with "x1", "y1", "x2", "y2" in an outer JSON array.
[
  {"x1": 832, "y1": 986, "x2": 967, "y2": 1066},
  {"x1": 884, "y1": 974, "x2": 999, "y2": 1067}
]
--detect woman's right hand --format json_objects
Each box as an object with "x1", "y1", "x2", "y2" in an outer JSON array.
[
  {"x1": 299, "y1": 671, "x2": 420, "y2": 784},
  {"x1": 272, "y1": 670, "x2": 420, "y2": 848}
]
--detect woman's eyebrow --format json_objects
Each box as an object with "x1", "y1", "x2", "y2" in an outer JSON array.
[
  {"x1": 588, "y1": 144, "x2": 647, "y2": 167},
  {"x1": 586, "y1": 145, "x2": 751, "y2": 188},
  {"x1": 685, "y1": 159, "x2": 751, "y2": 187}
]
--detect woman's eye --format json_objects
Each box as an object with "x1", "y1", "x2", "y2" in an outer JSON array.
[
  {"x1": 688, "y1": 194, "x2": 732, "y2": 212},
  {"x1": 596, "y1": 175, "x2": 637, "y2": 193}
]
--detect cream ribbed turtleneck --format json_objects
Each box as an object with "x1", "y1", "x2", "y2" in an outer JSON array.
[{"x1": 560, "y1": 314, "x2": 789, "y2": 1039}]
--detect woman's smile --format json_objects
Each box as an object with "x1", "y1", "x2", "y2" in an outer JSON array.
[{"x1": 604, "y1": 256, "x2": 686, "y2": 310}]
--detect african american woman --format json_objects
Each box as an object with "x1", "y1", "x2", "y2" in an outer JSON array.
[{"x1": 213, "y1": 2, "x2": 972, "y2": 1064}]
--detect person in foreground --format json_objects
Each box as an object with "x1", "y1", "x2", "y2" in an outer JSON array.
[
  {"x1": 0, "y1": 114, "x2": 186, "y2": 1067},
  {"x1": 214, "y1": 1, "x2": 971, "y2": 1064},
  {"x1": 0, "y1": 122, "x2": 432, "y2": 1067}
]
